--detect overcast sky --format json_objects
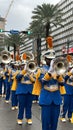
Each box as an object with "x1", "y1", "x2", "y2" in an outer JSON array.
[{"x1": 0, "y1": 0, "x2": 60, "y2": 31}]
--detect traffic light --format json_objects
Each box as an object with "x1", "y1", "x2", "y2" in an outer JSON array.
[
  {"x1": 21, "y1": 31, "x2": 32, "y2": 35},
  {"x1": 0, "y1": 29, "x2": 4, "y2": 32}
]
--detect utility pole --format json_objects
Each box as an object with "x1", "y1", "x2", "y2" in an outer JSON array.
[{"x1": 37, "y1": 35, "x2": 41, "y2": 66}]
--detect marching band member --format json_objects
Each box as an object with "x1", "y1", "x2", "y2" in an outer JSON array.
[
  {"x1": 60, "y1": 61, "x2": 73, "y2": 123},
  {"x1": 2, "y1": 64, "x2": 7, "y2": 97},
  {"x1": 0, "y1": 63, "x2": 6, "y2": 97},
  {"x1": 32, "y1": 36, "x2": 65, "y2": 130},
  {"x1": 32, "y1": 67, "x2": 42, "y2": 103},
  {"x1": 16, "y1": 61, "x2": 35, "y2": 125},
  {"x1": 10, "y1": 63, "x2": 19, "y2": 110},
  {"x1": 5, "y1": 65, "x2": 12, "y2": 103}
]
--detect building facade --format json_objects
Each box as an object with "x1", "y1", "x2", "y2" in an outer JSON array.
[
  {"x1": 1, "y1": 0, "x2": 73, "y2": 61},
  {"x1": 52, "y1": 0, "x2": 73, "y2": 56},
  {"x1": 19, "y1": 0, "x2": 73, "y2": 60},
  {"x1": 0, "y1": 16, "x2": 6, "y2": 51}
]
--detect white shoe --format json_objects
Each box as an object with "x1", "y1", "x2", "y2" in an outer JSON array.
[
  {"x1": 60, "y1": 118, "x2": 66, "y2": 122},
  {"x1": 2, "y1": 94, "x2": 6, "y2": 98},
  {"x1": 32, "y1": 100, "x2": 37, "y2": 103},
  {"x1": 26, "y1": 119, "x2": 32, "y2": 125},
  {"x1": 11, "y1": 107, "x2": 15, "y2": 110},
  {"x1": 15, "y1": 106, "x2": 18, "y2": 109},
  {"x1": 17, "y1": 119, "x2": 22, "y2": 125},
  {"x1": 5, "y1": 100, "x2": 9, "y2": 103}
]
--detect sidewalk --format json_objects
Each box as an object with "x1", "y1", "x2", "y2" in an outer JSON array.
[{"x1": 0, "y1": 97, "x2": 73, "y2": 130}]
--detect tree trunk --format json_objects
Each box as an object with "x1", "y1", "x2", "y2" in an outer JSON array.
[
  {"x1": 8, "y1": 46, "x2": 10, "y2": 51},
  {"x1": 14, "y1": 43, "x2": 16, "y2": 61},
  {"x1": 37, "y1": 35, "x2": 41, "y2": 66}
]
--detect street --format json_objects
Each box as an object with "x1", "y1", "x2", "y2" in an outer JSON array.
[{"x1": 0, "y1": 97, "x2": 73, "y2": 130}]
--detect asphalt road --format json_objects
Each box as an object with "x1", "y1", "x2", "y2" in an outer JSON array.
[{"x1": 0, "y1": 97, "x2": 73, "y2": 130}]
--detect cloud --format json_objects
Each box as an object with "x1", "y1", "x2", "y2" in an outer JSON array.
[{"x1": 0, "y1": 0, "x2": 59, "y2": 31}]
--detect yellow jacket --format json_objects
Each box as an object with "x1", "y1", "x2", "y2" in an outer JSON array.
[
  {"x1": 32, "y1": 69, "x2": 42, "y2": 95},
  {"x1": 11, "y1": 70, "x2": 19, "y2": 91}
]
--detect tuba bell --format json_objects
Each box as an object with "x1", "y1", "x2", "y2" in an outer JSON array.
[
  {"x1": 1, "y1": 50, "x2": 12, "y2": 64},
  {"x1": 27, "y1": 60, "x2": 37, "y2": 73},
  {"x1": 53, "y1": 57, "x2": 69, "y2": 75}
]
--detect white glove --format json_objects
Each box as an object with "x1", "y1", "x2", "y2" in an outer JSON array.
[
  {"x1": 24, "y1": 64, "x2": 27, "y2": 70},
  {"x1": 48, "y1": 60, "x2": 54, "y2": 73},
  {"x1": 70, "y1": 68, "x2": 73, "y2": 74}
]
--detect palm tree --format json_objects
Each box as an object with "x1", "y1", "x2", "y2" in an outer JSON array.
[
  {"x1": 5, "y1": 33, "x2": 24, "y2": 60},
  {"x1": 29, "y1": 3, "x2": 64, "y2": 45}
]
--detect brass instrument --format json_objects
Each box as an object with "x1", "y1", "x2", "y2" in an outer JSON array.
[
  {"x1": 1, "y1": 50, "x2": 12, "y2": 64},
  {"x1": 53, "y1": 57, "x2": 69, "y2": 75},
  {"x1": 27, "y1": 60, "x2": 37, "y2": 73}
]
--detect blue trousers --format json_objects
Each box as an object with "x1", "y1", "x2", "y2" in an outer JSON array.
[
  {"x1": 0, "y1": 79, "x2": 2, "y2": 95},
  {"x1": 41, "y1": 103, "x2": 60, "y2": 130},
  {"x1": 17, "y1": 93, "x2": 33, "y2": 120},
  {"x1": 33, "y1": 95, "x2": 39, "y2": 101},
  {"x1": 62, "y1": 94, "x2": 73, "y2": 118},
  {"x1": 11, "y1": 91, "x2": 18, "y2": 107},
  {"x1": 5, "y1": 82, "x2": 11, "y2": 101},
  {"x1": 2, "y1": 80, "x2": 6, "y2": 95}
]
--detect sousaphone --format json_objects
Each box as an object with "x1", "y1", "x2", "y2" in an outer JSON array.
[{"x1": 1, "y1": 50, "x2": 12, "y2": 64}]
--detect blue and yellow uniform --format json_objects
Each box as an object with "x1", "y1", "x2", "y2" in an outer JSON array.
[
  {"x1": 5, "y1": 68, "x2": 12, "y2": 103},
  {"x1": 16, "y1": 70, "x2": 35, "y2": 125},
  {"x1": 35, "y1": 66, "x2": 65, "y2": 130},
  {"x1": 2, "y1": 67, "x2": 7, "y2": 97},
  {"x1": 61, "y1": 71, "x2": 73, "y2": 123},
  {"x1": 11, "y1": 69, "x2": 19, "y2": 110}
]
